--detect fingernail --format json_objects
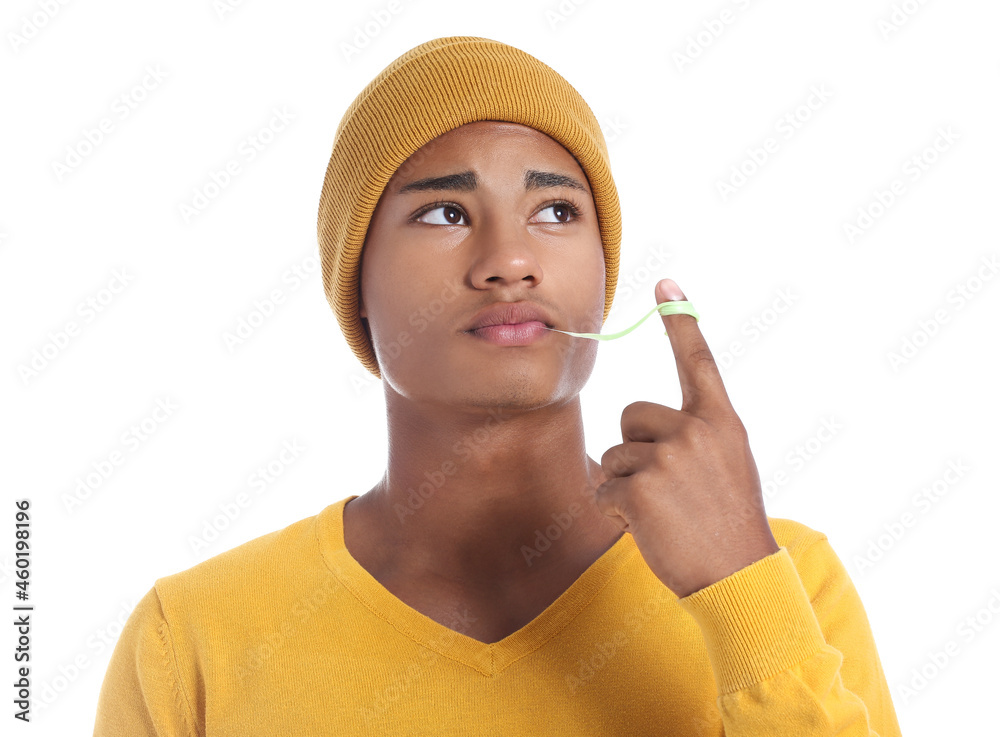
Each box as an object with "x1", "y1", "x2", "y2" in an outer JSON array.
[{"x1": 658, "y1": 278, "x2": 686, "y2": 301}]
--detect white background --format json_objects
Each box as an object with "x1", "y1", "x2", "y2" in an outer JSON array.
[{"x1": 3, "y1": 0, "x2": 998, "y2": 733}]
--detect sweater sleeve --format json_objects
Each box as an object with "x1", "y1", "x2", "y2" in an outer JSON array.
[
  {"x1": 675, "y1": 539, "x2": 902, "y2": 737},
  {"x1": 92, "y1": 585, "x2": 199, "y2": 737}
]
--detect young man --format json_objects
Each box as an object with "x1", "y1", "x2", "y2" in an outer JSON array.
[{"x1": 93, "y1": 36, "x2": 902, "y2": 735}]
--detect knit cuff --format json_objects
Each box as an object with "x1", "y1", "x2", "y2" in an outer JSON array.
[{"x1": 676, "y1": 547, "x2": 827, "y2": 695}]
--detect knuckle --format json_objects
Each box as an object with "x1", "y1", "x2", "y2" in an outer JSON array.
[
  {"x1": 600, "y1": 446, "x2": 628, "y2": 475},
  {"x1": 688, "y1": 346, "x2": 718, "y2": 371},
  {"x1": 721, "y1": 414, "x2": 748, "y2": 439},
  {"x1": 620, "y1": 400, "x2": 647, "y2": 424},
  {"x1": 653, "y1": 442, "x2": 675, "y2": 466},
  {"x1": 687, "y1": 417, "x2": 716, "y2": 445}
]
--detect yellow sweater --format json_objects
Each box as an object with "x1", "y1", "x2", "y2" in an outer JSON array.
[{"x1": 93, "y1": 495, "x2": 902, "y2": 736}]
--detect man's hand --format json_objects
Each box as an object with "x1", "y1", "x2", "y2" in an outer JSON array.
[{"x1": 593, "y1": 278, "x2": 780, "y2": 599}]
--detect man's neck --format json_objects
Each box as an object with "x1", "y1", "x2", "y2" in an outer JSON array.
[{"x1": 346, "y1": 393, "x2": 623, "y2": 592}]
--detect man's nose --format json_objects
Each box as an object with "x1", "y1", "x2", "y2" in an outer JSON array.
[{"x1": 465, "y1": 215, "x2": 545, "y2": 288}]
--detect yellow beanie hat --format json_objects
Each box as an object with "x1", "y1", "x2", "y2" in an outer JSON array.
[{"x1": 317, "y1": 35, "x2": 621, "y2": 378}]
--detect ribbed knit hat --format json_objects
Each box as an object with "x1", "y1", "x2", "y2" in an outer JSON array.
[{"x1": 317, "y1": 35, "x2": 621, "y2": 378}]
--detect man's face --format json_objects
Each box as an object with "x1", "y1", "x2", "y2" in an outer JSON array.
[{"x1": 359, "y1": 120, "x2": 606, "y2": 409}]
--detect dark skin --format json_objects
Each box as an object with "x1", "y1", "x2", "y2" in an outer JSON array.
[
  {"x1": 345, "y1": 121, "x2": 624, "y2": 643},
  {"x1": 345, "y1": 121, "x2": 780, "y2": 644}
]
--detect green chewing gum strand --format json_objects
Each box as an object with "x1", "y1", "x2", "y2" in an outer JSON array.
[{"x1": 544, "y1": 301, "x2": 700, "y2": 341}]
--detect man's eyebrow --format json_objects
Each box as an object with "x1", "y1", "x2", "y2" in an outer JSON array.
[
  {"x1": 524, "y1": 169, "x2": 587, "y2": 193},
  {"x1": 397, "y1": 170, "x2": 477, "y2": 194},
  {"x1": 395, "y1": 169, "x2": 588, "y2": 194}
]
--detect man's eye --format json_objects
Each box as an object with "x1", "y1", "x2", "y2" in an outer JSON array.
[
  {"x1": 416, "y1": 205, "x2": 466, "y2": 225},
  {"x1": 414, "y1": 201, "x2": 580, "y2": 226},
  {"x1": 534, "y1": 202, "x2": 581, "y2": 224}
]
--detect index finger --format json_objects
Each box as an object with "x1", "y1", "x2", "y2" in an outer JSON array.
[{"x1": 655, "y1": 278, "x2": 733, "y2": 416}]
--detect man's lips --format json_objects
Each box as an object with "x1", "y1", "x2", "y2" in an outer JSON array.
[
  {"x1": 466, "y1": 321, "x2": 550, "y2": 346},
  {"x1": 464, "y1": 301, "x2": 555, "y2": 332}
]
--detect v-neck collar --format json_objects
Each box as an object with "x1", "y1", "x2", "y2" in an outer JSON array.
[{"x1": 316, "y1": 494, "x2": 639, "y2": 676}]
